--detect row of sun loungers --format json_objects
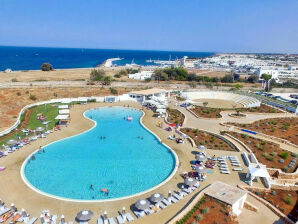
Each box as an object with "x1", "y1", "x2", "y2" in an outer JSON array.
[
  {"x1": 0, "y1": 202, "x2": 37, "y2": 224},
  {"x1": 218, "y1": 157, "x2": 231, "y2": 174}
]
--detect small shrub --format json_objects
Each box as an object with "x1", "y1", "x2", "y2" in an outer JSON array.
[
  {"x1": 41, "y1": 62, "x2": 53, "y2": 71},
  {"x1": 283, "y1": 166, "x2": 289, "y2": 173},
  {"x1": 11, "y1": 78, "x2": 18, "y2": 82},
  {"x1": 109, "y1": 87, "x2": 118, "y2": 95},
  {"x1": 53, "y1": 92, "x2": 58, "y2": 97},
  {"x1": 271, "y1": 190, "x2": 276, "y2": 196},
  {"x1": 196, "y1": 214, "x2": 203, "y2": 221},
  {"x1": 25, "y1": 90, "x2": 29, "y2": 94},
  {"x1": 29, "y1": 94, "x2": 37, "y2": 100},
  {"x1": 256, "y1": 192, "x2": 261, "y2": 196},
  {"x1": 284, "y1": 196, "x2": 293, "y2": 205},
  {"x1": 16, "y1": 92, "x2": 21, "y2": 96},
  {"x1": 280, "y1": 152, "x2": 289, "y2": 159},
  {"x1": 114, "y1": 74, "x2": 121, "y2": 78},
  {"x1": 202, "y1": 207, "x2": 210, "y2": 214}
]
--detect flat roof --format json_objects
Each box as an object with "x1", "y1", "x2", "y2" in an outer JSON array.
[
  {"x1": 130, "y1": 88, "x2": 167, "y2": 96},
  {"x1": 204, "y1": 181, "x2": 247, "y2": 206}
]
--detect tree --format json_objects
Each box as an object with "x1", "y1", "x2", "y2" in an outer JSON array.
[
  {"x1": 261, "y1": 73, "x2": 272, "y2": 92},
  {"x1": 247, "y1": 74, "x2": 259, "y2": 83},
  {"x1": 221, "y1": 74, "x2": 234, "y2": 83},
  {"x1": 203, "y1": 102, "x2": 208, "y2": 107},
  {"x1": 41, "y1": 63, "x2": 53, "y2": 71},
  {"x1": 90, "y1": 69, "x2": 105, "y2": 81},
  {"x1": 101, "y1": 76, "x2": 111, "y2": 85}
]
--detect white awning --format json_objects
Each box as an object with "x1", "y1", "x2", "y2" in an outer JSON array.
[
  {"x1": 58, "y1": 105, "x2": 69, "y2": 109},
  {"x1": 55, "y1": 115, "x2": 70, "y2": 120},
  {"x1": 59, "y1": 109, "x2": 70, "y2": 114},
  {"x1": 248, "y1": 166, "x2": 270, "y2": 178},
  {"x1": 156, "y1": 109, "x2": 166, "y2": 113}
]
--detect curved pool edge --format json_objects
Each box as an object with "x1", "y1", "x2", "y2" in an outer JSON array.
[{"x1": 20, "y1": 106, "x2": 179, "y2": 203}]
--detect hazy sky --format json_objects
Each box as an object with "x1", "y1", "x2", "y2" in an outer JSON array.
[{"x1": 1, "y1": 0, "x2": 297, "y2": 53}]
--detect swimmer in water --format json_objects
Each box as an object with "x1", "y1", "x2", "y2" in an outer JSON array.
[{"x1": 90, "y1": 184, "x2": 95, "y2": 191}]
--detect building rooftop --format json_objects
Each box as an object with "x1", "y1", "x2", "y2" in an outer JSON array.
[
  {"x1": 130, "y1": 88, "x2": 167, "y2": 96},
  {"x1": 204, "y1": 181, "x2": 247, "y2": 206}
]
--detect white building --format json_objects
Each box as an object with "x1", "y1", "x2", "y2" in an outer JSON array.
[
  {"x1": 204, "y1": 181, "x2": 247, "y2": 216},
  {"x1": 256, "y1": 67, "x2": 298, "y2": 83},
  {"x1": 129, "y1": 88, "x2": 168, "y2": 103},
  {"x1": 128, "y1": 71, "x2": 154, "y2": 80}
]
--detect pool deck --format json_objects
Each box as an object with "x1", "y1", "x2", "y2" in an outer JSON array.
[{"x1": 0, "y1": 100, "x2": 291, "y2": 224}]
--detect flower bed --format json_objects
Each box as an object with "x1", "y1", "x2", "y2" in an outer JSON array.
[
  {"x1": 167, "y1": 108, "x2": 185, "y2": 125},
  {"x1": 181, "y1": 128, "x2": 236, "y2": 151},
  {"x1": 177, "y1": 196, "x2": 238, "y2": 224},
  {"x1": 227, "y1": 117, "x2": 298, "y2": 145},
  {"x1": 227, "y1": 132, "x2": 297, "y2": 173},
  {"x1": 252, "y1": 189, "x2": 298, "y2": 222}
]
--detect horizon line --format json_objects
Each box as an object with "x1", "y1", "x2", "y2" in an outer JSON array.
[{"x1": 1, "y1": 44, "x2": 297, "y2": 55}]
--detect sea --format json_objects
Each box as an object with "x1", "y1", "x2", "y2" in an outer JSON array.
[{"x1": 0, "y1": 46, "x2": 214, "y2": 71}]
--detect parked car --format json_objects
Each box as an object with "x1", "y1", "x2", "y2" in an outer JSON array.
[
  {"x1": 290, "y1": 100, "x2": 298, "y2": 105},
  {"x1": 290, "y1": 94, "x2": 298, "y2": 99}
]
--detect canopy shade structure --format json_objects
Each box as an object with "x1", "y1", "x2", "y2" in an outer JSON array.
[
  {"x1": 55, "y1": 115, "x2": 70, "y2": 120},
  {"x1": 7, "y1": 139, "x2": 18, "y2": 145},
  {"x1": 149, "y1": 193, "x2": 164, "y2": 203},
  {"x1": 36, "y1": 127, "x2": 44, "y2": 132},
  {"x1": 248, "y1": 166, "x2": 270, "y2": 178},
  {"x1": 195, "y1": 166, "x2": 206, "y2": 174},
  {"x1": 76, "y1": 210, "x2": 93, "y2": 222},
  {"x1": 135, "y1": 199, "x2": 150, "y2": 210},
  {"x1": 156, "y1": 109, "x2": 166, "y2": 114},
  {"x1": 184, "y1": 177, "x2": 198, "y2": 186},
  {"x1": 59, "y1": 109, "x2": 70, "y2": 114},
  {"x1": 195, "y1": 154, "x2": 206, "y2": 162},
  {"x1": 58, "y1": 105, "x2": 69, "y2": 109}
]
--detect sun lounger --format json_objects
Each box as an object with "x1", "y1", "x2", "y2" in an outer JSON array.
[
  {"x1": 233, "y1": 168, "x2": 244, "y2": 171},
  {"x1": 221, "y1": 170, "x2": 231, "y2": 174},
  {"x1": 68, "y1": 222, "x2": 74, "y2": 224},
  {"x1": 97, "y1": 218, "x2": 104, "y2": 224},
  {"x1": 158, "y1": 202, "x2": 167, "y2": 209},
  {"x1": 183, "y1": 188, "x2": 192, "y2": 194},
  {"x1": 162, "y1": 198, "x2": 171, "y2": 206},
  {"x1": 25, "y1": 217, "x2": 38, "y2": 224},
  {"x1": 144, "y1": 208, "x2": 154, "y2": 215},
  {"x1": 173, "y1": 193, "x2": 182, "y2": 200},
  {"x1": 168, "y1": 196, "x2": 178, "y2": 203},
  {"x1": 0, "y1": 208, "x2": 11, "y2": 216},
  {"x1": 108, "y1": 217, "x2": 116, "y2": 224},
  {"x1": 116, "y1": 215, "x2": 124, "y2": 224},
  {"x1": 124, "y1": 212, "x2": 134, "y2": 222},
  {"x1": 133, "y1": 210, "x2": 145, "y2": 219}
]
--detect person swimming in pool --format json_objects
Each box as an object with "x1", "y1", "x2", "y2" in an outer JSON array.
[{"x1": 90, "y1": 184, "x2": 95, "y2": 191}]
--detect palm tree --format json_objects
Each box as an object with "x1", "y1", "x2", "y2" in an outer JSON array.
[{"x1": 261, "y1": 74, "x2": 272, "y2": 92}]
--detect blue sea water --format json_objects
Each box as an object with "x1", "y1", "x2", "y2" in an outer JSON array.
[
  {"x1": 24, "y1": 107, "x2": 176, "y2": 200},
  {"x1": 0, "y1": 46, "x2": 214, "y2": 71}
]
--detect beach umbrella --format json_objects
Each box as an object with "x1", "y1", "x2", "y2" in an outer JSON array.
[
  {"x1": 60, "y1": 215, "x2": 65, "y2": 224},
  {"x1": 7, "y1": 139, "x2": 17, "y2": 145},
  {"x1": 184, "y1": 177, "x2": 197, "y2": 187},
  {"x1": 11, "y1": 203, "x2": 17, "y2": 211},
  {"x1": 168, "y1": 191, "x2": 172, "y2": 197},
  {"x1": 76, "y1": 210, "x2": 94, "y2": 222},
  {"x1": 36, "y1": 127, "x2": 44, "y2": 132},
  {"x1": 197, "y1": 145, "x2": 206, "y2": 150},
  {"x1": 195, "y1": 154, "x2": 206, "y2": 162},
  {"x1": 149, "y1": 193, "x2": 164, "y2": 203},
  {"x1": 196, "y1": 166, "x2": 206, "y2": 174},
  {"x1": 135, "y1": 199, "x2": 150, "y2": 210},
  {"x1": 103, "y1": 211, "x2": 108, "y2": 221}
]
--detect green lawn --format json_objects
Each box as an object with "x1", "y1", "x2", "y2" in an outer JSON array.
[{"x1": 0, "y1": 104, "x2": 59, "y2": 146}]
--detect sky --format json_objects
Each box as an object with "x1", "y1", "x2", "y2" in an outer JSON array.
[{"x1": 0, "y1": 0, "x2": 298, "y2": 53}]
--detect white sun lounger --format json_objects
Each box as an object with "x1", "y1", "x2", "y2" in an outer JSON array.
[
  {"x1": 221, "y1": 170, "x2": 231, "y2": 174},
  {"x1": 97, "y1": 218, "x2": 104, "y2": 224},
  {"x1": 108, "y1": 217, "x2": 116, "y2": 224},
  {"x1": 173, "y1": 193, "x2": 182, "y2": 200},
  {"x1": 162, "y1": 198, "x2": 171, "y2": 206},
  {"x1": 133, "y1": 210, "x2": 145, "y2": 219},
  {"x1": 233, "y1": 168, "x2": 244, "y2": 171},
  {"x1": 168, "y1": 196, "x2": 178, "y2": 203},
  {"x1": 144, "y1": 208, "x2": 154, "y2": 215},
  {"x1": 183, "y1": 188, "x2": 192, "y2": 194},
  {"x1": 116, "y1": 215, "x2": 124, "y2": 224},
  {"x1": 0, "y1": 208, "x2": 11, "y2": 216},
  {"x1": 25, "y1": 217, "x2": 38, "y2": 224},
  {"x1": 124, "y1": 212, "x2": 134, "y2": 222}
]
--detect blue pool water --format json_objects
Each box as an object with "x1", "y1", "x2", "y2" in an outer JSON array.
[{"x1": 24, "y1": 107, "x2": 176, "y2": 200}]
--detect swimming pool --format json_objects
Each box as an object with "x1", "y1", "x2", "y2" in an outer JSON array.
[{"x1": 23, "y1": 107, "x2": 177, "y2": 201}]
